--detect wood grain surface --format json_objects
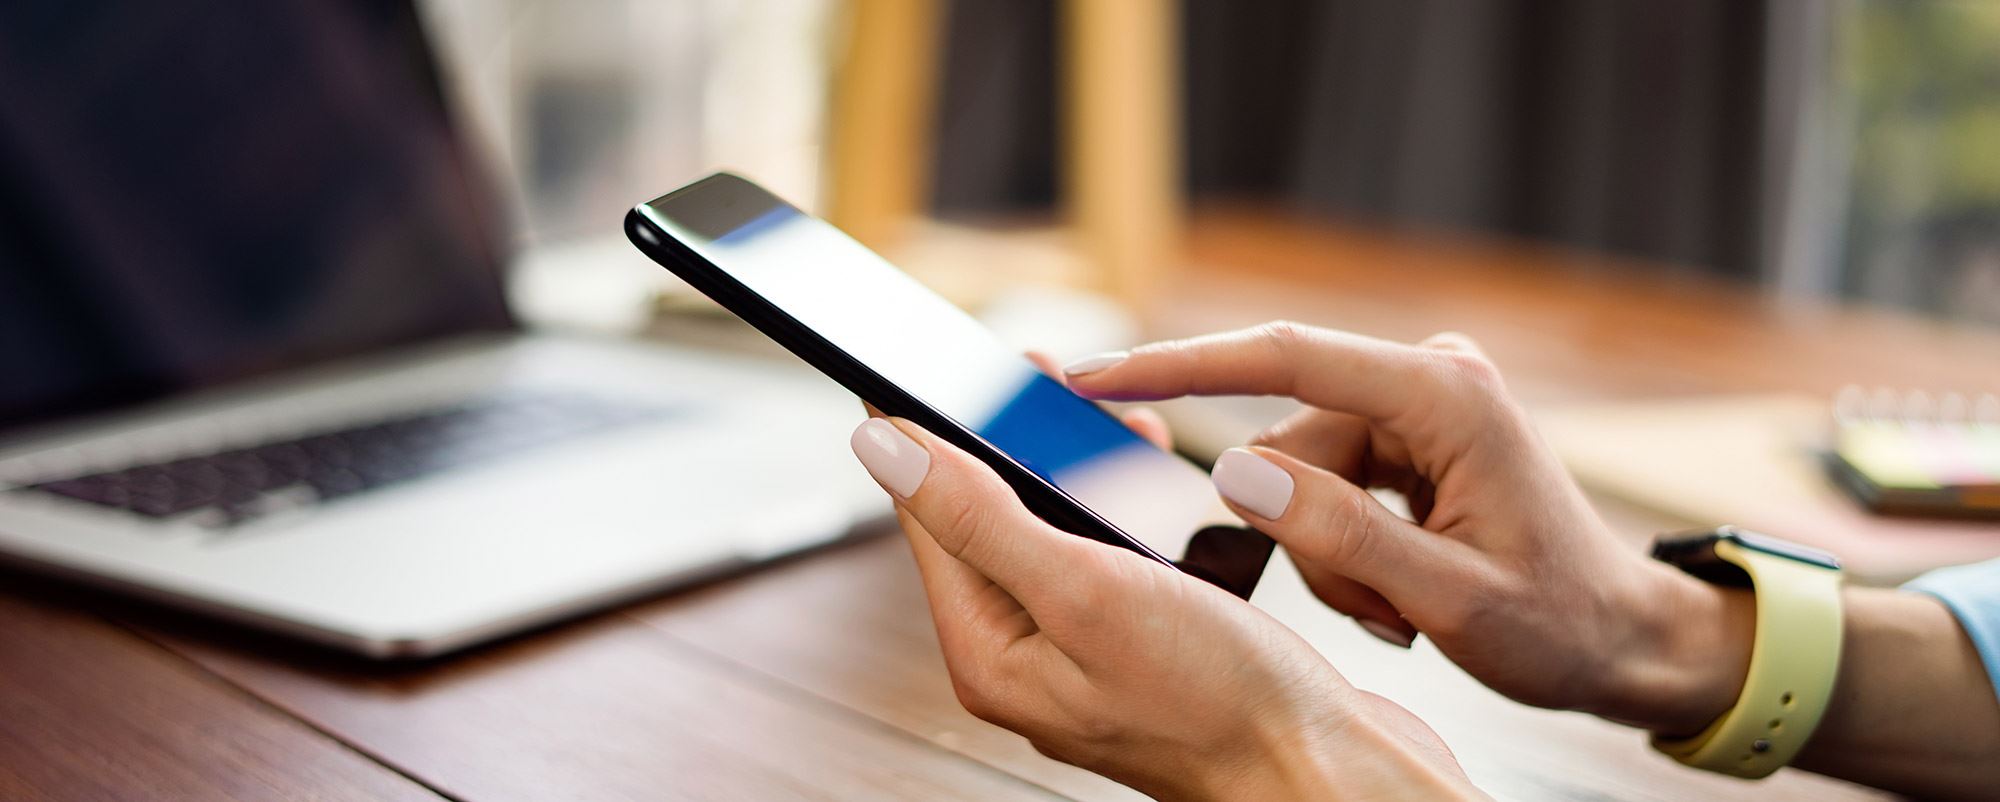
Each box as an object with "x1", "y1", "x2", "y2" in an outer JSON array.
[
  {"x1": 0, "y1": 580, "x2": 441, "y2": 801},
  {"x1": 8, "y1": 212, "x2": 1994, "y2": 800}
]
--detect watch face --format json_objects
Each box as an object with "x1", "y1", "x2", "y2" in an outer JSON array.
[{"x1": 1722, "y1": 527, "x2": 1842, "y2": 570}]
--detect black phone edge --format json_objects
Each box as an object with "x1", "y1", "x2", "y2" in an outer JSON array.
[{"x1": 622, "y1": 194, "x2": 1182, "y2": 573}]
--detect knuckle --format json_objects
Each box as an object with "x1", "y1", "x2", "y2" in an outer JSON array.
[
  {"x1": 1253, "y1": 319, "x2": 1314, "y2": 353},
  {"x1": 1425, "y1": 348, "x2": 1504, "y2": 394},
  {"x1": 1063, "y1": 551, "x2": 1126, "y2": 610},
  {"x1": 1318, "y1": 487, "x2": 1385, "y2": 569},
  {"x1": 1423, "y1": 568, "x2": 1508, "y2": 642},
  {"x1": 1051, "y1": 552, "x2": 1133, "y2": 625},
  {"x1": 938, "y1": 636, "x2": 994, "y2": 685},
  {"x1": 948, "y1": 664, "x2": 1022, "y2": 728},
  {"x1": 1249, "y1": 321, "x2": 1318, "y2": 392},
  {"x1": 1030, "y1": 740, "x2": 1070, "y2": 764},
  {"x1": 1424, "y1": 330, "x2": 1483, "y2": 352},
  {"x1": 1445, "y1": 348, "x2": 1501, "y2": 382},
  {"x1": 932, "y1": 488, "x2": 996, "y2": 559},
  {"x1": 1422, "y1": 597, "x2": 1473, "y2": 643},
  {"x1": 950, "y1": 677, "x2": 1005, "y2": 725}
]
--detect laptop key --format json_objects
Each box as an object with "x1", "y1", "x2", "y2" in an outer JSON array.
[{"x1": 18, "y1": 392, "x2": 675, "y2": 529}]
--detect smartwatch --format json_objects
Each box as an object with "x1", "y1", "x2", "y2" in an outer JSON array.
[{"x1": 1648, "y1": 526, "x2": 1844, "y2": 779}]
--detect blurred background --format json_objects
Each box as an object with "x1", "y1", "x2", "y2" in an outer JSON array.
[
  {"x1": 417, "y1": 0, "x2": 2000, "y2": 583},
  {"x1": 424, "y1": 0, "x2": 2000, "y2": 324},
  {"x1": 3, "y1": 0, "x2": 1991, "y2": 584}
]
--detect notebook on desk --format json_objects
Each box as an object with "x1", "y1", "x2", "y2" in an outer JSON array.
[
  {"x1": 1824, "y1": 388, "x2": 2000, "y2": 519},
  {"x1": 1535, "y1": 395, "x2": 2000, "y2": 585}
]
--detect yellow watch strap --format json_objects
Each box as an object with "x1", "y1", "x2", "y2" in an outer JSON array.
[{"x1": 1652, "y1": 539, "x2": 1844, "y2": 778}]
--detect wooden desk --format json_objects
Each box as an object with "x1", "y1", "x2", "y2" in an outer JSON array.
[{"x1": 9, "y1": 214, "x2": 1994, "y2": 801}]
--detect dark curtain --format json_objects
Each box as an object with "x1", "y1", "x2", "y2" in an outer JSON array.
[{"x1": 932, "y1": 0, "x2": 1770, "y2": 278}]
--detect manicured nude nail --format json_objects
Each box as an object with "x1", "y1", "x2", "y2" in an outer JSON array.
[
  {"x1": 1212, "y1": 447, "x2": 1294, "y2": 519},
  {"x1": 851, "y1": 419, "x2": 930, "y2": 498},
  {"x1": 1062, "y1": 351, "x2": 1129, "y2": 376},
  {"x1": 1359, "y1": 619, "x2": 1416, "y2": 649}
]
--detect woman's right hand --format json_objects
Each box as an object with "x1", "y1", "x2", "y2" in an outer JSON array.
[{"x1": 1065, "y1": 322, "x2": 1758, "y2": 736}]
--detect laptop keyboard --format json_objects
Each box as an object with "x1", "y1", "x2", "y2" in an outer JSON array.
[{"x1": 19, "y1": 392, "x2": 675, "y2": 528}]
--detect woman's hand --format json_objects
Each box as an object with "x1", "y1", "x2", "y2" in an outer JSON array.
[
  {"x1": 850, "y1": 415, "x2": 1483, "y2": 801},
  {"x1": 1063, "y1": 323, "x2": 1757, "y2": 736}
]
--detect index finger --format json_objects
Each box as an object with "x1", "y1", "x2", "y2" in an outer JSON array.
[{"x1": 1063, "y1": 322, "x2": 1438, "y2": 421}]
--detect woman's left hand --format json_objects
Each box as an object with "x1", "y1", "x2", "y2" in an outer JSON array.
[{"x1": 850, "y1": 415, "x2": 1483, "y2": 801}]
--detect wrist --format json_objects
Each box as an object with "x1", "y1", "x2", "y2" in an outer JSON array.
[
  {"x1": 1205, "y1": 692, "x2": 1481, "y2": 802},
  {"x1": 1599, "y1": 562, "x2": 1756, "y2": 735}
]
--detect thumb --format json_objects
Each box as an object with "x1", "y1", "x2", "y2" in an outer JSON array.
[
  {"x1": 1210, "y1": 446, "x2": 1476, "y2": 608},
  {"x1": 850, "y1": 417, "x2": 1094, "y2": 610}
]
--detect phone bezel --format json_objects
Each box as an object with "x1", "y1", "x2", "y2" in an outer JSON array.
[{"x1": 624, "y1": 173, "x2": 1178, "y2": 569}]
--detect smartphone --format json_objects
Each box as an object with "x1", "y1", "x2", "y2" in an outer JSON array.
[{"x1": 625, "y1": 173, "x2": 1272, "y2": 597}]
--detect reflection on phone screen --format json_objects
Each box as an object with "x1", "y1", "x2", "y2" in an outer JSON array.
[{"x1": 640, "y1": 176, "x2": 1273, "y2": 595}]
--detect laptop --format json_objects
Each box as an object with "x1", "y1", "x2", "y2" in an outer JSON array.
[{"x1": 0, "y1": 1, "x2": 882, "y2": 657}]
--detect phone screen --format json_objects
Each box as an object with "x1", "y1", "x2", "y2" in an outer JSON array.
[{"x1": 635, "y1": 176, "x2": 1264, "y2": 586}]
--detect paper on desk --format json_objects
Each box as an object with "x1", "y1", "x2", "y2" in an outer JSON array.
[{"x1": 1536, "y1": 395, "x2": 2000, "y2": 585}]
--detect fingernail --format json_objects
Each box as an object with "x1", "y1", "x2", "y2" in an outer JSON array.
[
  {"x1": 1359, "y1": 619, "x2": 1416, "y2": 649},
  {"x1": 1212, "y1": 447, "x2": 1294, "y2": 519},
  {"x1": 1062, "y1": 351, "x2": 1128, "y2": 376},
  {"x1": 851, "y1": 419, "x2": 930, "y2": 498}
]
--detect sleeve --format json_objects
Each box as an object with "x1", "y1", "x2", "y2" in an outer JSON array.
[{"x1": 1903, "y1": 557, "x2": 2000, "y2": 697}]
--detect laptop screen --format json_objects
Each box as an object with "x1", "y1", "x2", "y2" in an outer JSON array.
[{"x1": 0, "y1": 0, "x2": 513, "y2": 432}]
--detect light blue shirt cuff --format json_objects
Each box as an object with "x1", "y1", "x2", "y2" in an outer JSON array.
[{"x1": 1903, "y1": 557, "x2": 2000, "y2": 698}]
